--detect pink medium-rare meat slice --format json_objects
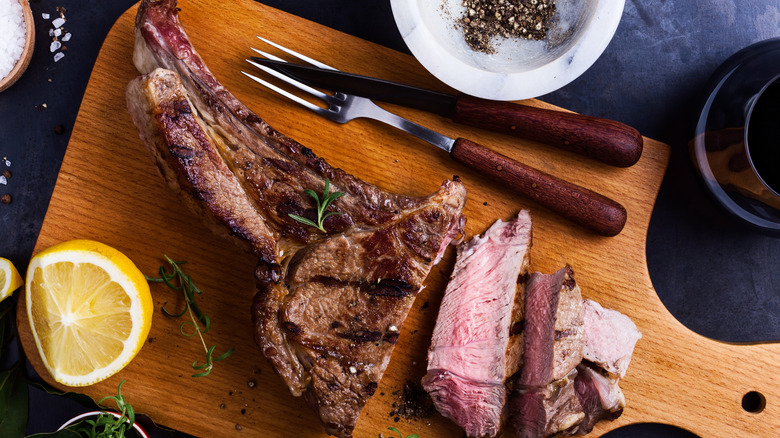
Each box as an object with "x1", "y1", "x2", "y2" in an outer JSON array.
[
  {"x1": 510, "y1": 266, "x2": 585, "y2": 438},
  {"x1": 128, "y1": 2, "x2": 467, "y2": 437},
  {"x1": 582, "y1": 299, "x2": 642, "y2": 379},
  {"x1": 423, "y1": 211, "x2": 532, "y2": 438}
]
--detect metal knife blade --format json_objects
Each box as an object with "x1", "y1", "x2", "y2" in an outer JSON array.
[
  {"x1": 251, "y1": 57, "x2": 458, "y2": 118},
  {"x1": 250, "y1": 57, "x2": 644, "y2": 168}
]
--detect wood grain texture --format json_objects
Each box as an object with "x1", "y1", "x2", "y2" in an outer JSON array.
[{"x1": 15, "y1": 1, "x2": 778, "y2": 437}]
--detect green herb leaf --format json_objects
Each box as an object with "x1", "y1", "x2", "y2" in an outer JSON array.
[
  {"x1": 287, "y1": 214, "x2": 320, "y2": 230},
  {"x1": 289, "y1": 178, "x2": 345, "y2": 232},
  {"x1": 387, "y1": 426, "x2": 419, "y2": 438},
  {"x1": 146, "y1": 257, "x2": 235, "y2": 377}
]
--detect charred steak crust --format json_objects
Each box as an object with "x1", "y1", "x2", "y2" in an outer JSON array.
[
  {"x1": 133, "y1": 0, "x2": 444, "y2": 248},
  {"x1": 128, "y1": 1, "x2": 466, "y2": 437},
  {"x1": 125, "y1": 70, "x2": 278, "y2": 263}
]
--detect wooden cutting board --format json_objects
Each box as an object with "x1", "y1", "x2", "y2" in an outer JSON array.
[{"x1": 16, "y1": 0, "x2": 779, "y2": 437}]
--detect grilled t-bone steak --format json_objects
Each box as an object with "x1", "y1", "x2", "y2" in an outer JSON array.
[
  {"x1": 510, "y1": 267, "x2": 586, "y2": 438},
  {"x1": 126, "y1": 1, "x2": 466, "y2": 436},
  {"x1": 422, "y1": 210, "x2": 532, "y2": 438}
]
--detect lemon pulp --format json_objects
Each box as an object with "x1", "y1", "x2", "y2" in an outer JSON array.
[
  {"x1": 26, "y1": 240, "x2": 152, "y2": 386},
  {"x1": 0, "y1": 257, "x2": 23, "y2": 301}
]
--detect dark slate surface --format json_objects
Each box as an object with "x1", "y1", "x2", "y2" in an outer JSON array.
[{"x1": 2, "y1": 1, "x2": 777, "y2": 437}]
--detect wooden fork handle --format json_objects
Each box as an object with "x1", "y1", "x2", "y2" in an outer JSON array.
[
  {"x1": 453, "y1": 94, "x2": 644, "y2": 168},
  {"x1": 450, "y1": 138, "x2": 627, "y2": 236}
]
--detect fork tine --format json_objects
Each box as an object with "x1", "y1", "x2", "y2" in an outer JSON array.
[
  {"x1": 240, "y1": 70, "x2": 323, "y2": 113},
  {"x1": 245, "y1": 58, "x2": 330, "y2": 101},
  {"x1": 256, "y1": 36, "x2": 337, "y2": 71},
  {"x1": 250, "y1": 47, "x2": 284, "y2": 62}
]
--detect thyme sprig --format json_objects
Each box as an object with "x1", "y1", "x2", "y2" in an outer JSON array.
[
  {"x1": 146, "y1": 256, "x2": 234, "y2": 377},
  {"x1": 288, "y1": 178, "x2": 344, "y2": 232}
]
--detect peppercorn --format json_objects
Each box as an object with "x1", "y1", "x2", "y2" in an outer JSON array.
[{"x1": 460, "y1": 0, "x2": 556, "y2": 54}]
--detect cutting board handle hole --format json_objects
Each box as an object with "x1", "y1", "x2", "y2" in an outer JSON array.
[{"x1": 741, "y1": 391, "x2": 766, "y2": 413}]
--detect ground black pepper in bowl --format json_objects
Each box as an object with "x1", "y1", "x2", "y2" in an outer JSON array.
[{"x1": 460, "y1": 0, "x2": 557, "y2": 54}]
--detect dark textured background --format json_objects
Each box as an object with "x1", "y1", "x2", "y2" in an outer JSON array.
[{"x1": 2, "y1": 0, "x2": 778, "y2": 437}]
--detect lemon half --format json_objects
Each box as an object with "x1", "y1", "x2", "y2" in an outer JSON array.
[
  {"x1": 0, "y1": 257, "x2": 23, "y2": 301},
  {"x1": 26, "y1": 240, "x2": 153, "y2": 386}
]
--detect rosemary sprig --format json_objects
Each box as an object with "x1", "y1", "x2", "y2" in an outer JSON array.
[
  {"x1": 288, "y1": 178, "x2": 345, "y2": 232},
  {"x1": 387, "y1": 426, "x2": 419, "y2": 438},
  {"x1": 94, "y1": 380, "x2": 134, "y2": 435},
  {"x1": 146, "y1": 256, "x2": 234, "y2": 377}
]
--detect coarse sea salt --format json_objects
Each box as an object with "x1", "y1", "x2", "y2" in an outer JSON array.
[{"x1": 0, "y1": 0, "x2": 26, "y2": 80}]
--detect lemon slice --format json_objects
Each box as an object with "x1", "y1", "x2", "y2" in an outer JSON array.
[
  {"x1": 26, "y1": 240, "x2": 153, "y2": 386},
  {"x1": 0, "y1": 257, "x2": 23, "y2": 301}
]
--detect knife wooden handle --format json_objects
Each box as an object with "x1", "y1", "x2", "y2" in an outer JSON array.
[
  {"x1": 452, "y1": 94, "x2": 644, "y2": 168},
  {"x1": 450, "y1": 138, "x2": 627, "y2": 236}
]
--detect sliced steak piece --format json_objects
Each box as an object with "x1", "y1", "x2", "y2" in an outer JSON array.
[
  {"x1": 573, "y1": 300, "x2": 639, "y2": 434},
  {"x1": 128, "y1": 2, "x2": 466, "y2": 437},
  {"x1": 510, "y1": 266, "x2": 585, "y2": 438},
  {"x1": 512, "y1": 368, "x2": 585, "y2": 438},
  {"x1": 582, "y1": 299, "x2": 642, "y2": 379},
  {"x1": 573, "y1": 363, "x2": 625, "y2": 434},
  {"x1": 422, "y1": 211, "x2": 532, "y2": 438}
]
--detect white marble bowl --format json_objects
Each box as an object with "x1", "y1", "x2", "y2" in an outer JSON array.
[{"x1": 390, "y1": 0, "x2": 625, "y2": 101}]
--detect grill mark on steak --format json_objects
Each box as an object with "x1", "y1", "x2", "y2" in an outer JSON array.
[
  {"x1": 365, "y1": 279, "x2": 415, "y2": 297},
  {"x1": 511, "y1": 320, "x2": 525, "y2": 336},
  {"x1": 310, "y1": 275, "x2": 416, "y2": 298},
  {"x1": 517, "y1": 272, "x2": 529, "y2": 284},
  {"x1": 337, "y1": 330, "x2": 383, "y2": 343},
  {"x1": 127, "y1": 2, "x2": 466, "y2": 437}
]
